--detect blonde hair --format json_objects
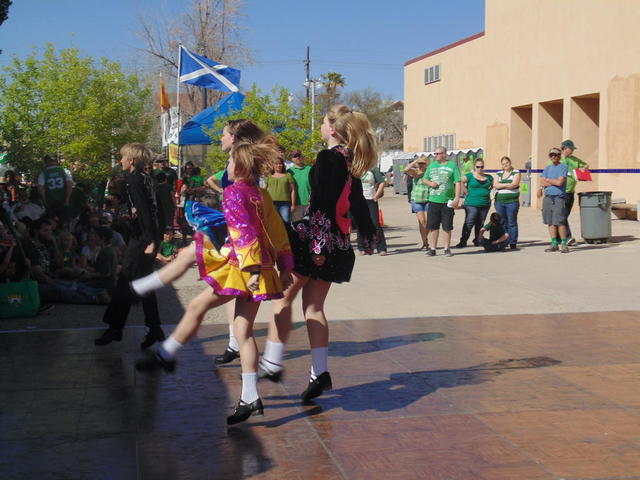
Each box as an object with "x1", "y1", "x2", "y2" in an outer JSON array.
[
  {"x1": 326, "y1": 104, "x2": 378, "y2": 178},
  {"x1": 120, "y1": 143, "x2": 152, "y2": 169},
  {"x1": 231, "y1": 142, "x2": 280, "y2": 181}
]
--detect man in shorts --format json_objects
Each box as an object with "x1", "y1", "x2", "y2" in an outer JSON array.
[
  {"x1": 540, "y1": 147, "x2": 569, "y2": 253},
  {"x1": 422, "y1": 146, "x2": 461, "y2": 257}
]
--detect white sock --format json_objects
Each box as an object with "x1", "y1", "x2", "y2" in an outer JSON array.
[
  {"x1": 131, "y1": 272, "x2": 165, "y2": 296},
  {"x1": 310, "y1": 346, "x2": 328, "y2": 379},
  {"x1": 228, "y1": 324, "x2": 239, "y2": 351},
  {"x1": 158, "y1": 335, "x2": 183, "y2": 361},
  {"x1": 262, "y1": 340, "x2": 285, "y2": 372},
  {"x1": 240, "y1": 372, "x2": 259, "y2": 403}
]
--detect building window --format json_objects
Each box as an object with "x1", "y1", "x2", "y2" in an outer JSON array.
[
  {"x1": 424, "y1": 64, "x2": 441, "y2": 84},
  {"x1": 423, "y1": 134, "x2": 455, "y2": 152}
]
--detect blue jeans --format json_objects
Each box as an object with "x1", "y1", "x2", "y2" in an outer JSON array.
[
  {"x1": 459, "y1": 205, "x2": 489, "y2": 245},
  {"x1": 273, "y1": 201, "x2": 291, "y2": 223},
  {"x1": 494, "y1": 201, "x2": 519, "y2": 245}
]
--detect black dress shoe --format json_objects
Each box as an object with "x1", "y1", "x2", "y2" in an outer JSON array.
[
  {"x1": 135, "y1": 349, "x2": 176, "y2": 373},
  {"x1": 454, "y1": 242, "x2": 466, "y2": 249},
  {"x1": 140, "y1": 327, "x2": 165, "y2": 350},
  {"x1": 301, "y1": 371, "x2": 332, "y2": 402},
  {"x1": 257, "y1": 360, "x2": 284, "y2": 383},
  {"x1": 226, "y1": 398, "x2": 264, "y2": 425},
  {"x1": 214, "y1": 347, "x2": 240, "y2": 365},
  {"x1": 94, "y1": 328, "x2": 123, "y2": 346}
]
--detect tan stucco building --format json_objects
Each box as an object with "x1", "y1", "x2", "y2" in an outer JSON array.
[{"x1": 404, "y1": 0, "x2": 640, "y2": 205}]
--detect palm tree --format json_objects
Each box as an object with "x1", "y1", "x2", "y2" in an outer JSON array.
[{"x1": 320, "y1": 72, "x2": 346, "y2": 110}]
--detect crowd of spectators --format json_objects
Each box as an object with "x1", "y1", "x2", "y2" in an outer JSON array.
[{"x1": 0, "y1": 154, "x2": 210, "y2": 310}]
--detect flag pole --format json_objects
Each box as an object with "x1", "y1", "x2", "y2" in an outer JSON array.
[{"x1": 176, "y1": 43, "x2": 182, "y2": 178}]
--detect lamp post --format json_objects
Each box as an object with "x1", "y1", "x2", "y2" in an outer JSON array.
[{"x1": 303, "y1": 79, "x2": 324, "y2": 132}]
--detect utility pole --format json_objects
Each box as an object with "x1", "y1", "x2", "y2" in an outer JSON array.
[{"x1": 304, "y1": 46, "x2": 310, "y2": 101}]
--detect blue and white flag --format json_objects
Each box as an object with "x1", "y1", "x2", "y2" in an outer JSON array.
[{"x1": 179, "y1": 46, "x2": 240, "y2": 93}]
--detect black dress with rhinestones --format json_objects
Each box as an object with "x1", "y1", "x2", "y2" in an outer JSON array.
[{"x1": 289, "y1": 145, "x2": 375, "y2": 283}]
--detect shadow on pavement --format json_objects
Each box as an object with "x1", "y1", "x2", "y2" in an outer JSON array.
[{"x1": 262, "y1": 356, "x2": 561, "y2": 427}]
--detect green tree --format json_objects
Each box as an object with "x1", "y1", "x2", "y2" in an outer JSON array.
[
  {"x1": 204, "y1": 84, "x2": 322, "y2": 172},
  {"x1": 0, "y1": 45, "x2": 152, "y2": 185},
  {"x1": 343, "y1": 88, "x2": 403, "y2": 150}
]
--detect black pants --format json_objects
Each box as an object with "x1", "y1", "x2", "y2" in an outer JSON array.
[
  {"x1": 102, "y1": 236, "x2": 160, "y2": 330},
  {"x1": 357, "y1": 199, "x2": 387, "y2": 253}
]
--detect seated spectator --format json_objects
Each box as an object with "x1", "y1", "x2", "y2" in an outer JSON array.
[
  {"x1": 55, "y1": 231, "x2": 83, "y2": 279},
  {"x1": 10, "y1": 188, "x2": 44, "y2": 223},
  {"x1": 0, "y1": 222, "x2": 17, "y2": 282},
  {"x1": 23, "y1": 218, "x2": 109, "y2": 304},
  {"x1": 479, "y1": 212, "x2": 510, "y2": 252},
  {"x1": 80, "y1": 228, "x2": 102, "y2": 270},
  {"x1": 156, "y1": 227, "x2": 178, "y2": 265},
  {"x1": 98, "y1": 214, "x2": 126, "y2": 260},
  {"x1": 82, "y1": 226, "x2": 118, "y2": 294}
]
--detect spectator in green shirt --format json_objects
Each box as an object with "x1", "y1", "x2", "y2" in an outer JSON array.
[
  {"x1": 156, "y1": 227, "x2": 178, "y2": 265},
  {"x1": 456, "y1": 158, "x2": 493, "y2": 248},
  {"x1": 559, "y1": 139, "x2": 588, "y2": 244},
  {"x1": 265, "y1": 157, "x2": 296, "y2": 223},
  {"x1": 287, "y1": 150, "x2": 311, "y2": 222},
  {"x1": 404, "y1": 156, "x2": 430, "y2": 250},
  {"x1": 423, "y1": 147, "x2": 461, "y2": 257}
]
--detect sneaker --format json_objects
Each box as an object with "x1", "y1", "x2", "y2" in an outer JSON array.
[
  {"x1": 544, "y1": 245, "x2": 559, "y2": 252},
  {"x1": 419, "y1": 243, "x2": 429, "y2": 251},
  {"x1": 379, "y1": 251, "x2": 388, "y2": 256},
  {"x1": 567, "y1": 237, "x2": 576, "y2": 246},
  {"x1": 444, "y1": 249, "x2": 454, "y2": 257},
  {"x1": 560, "y1": 244, "x2": 569, "y2": 253},
  {"x1": 426, "y1": 249, "x2": 436, "y2": 257},
  {"x1": 509, "y1": 244, "x2": 518, "y2": 250},
  {"x1": 38, "y1": 303, "x2": 55, "y2": 314}
]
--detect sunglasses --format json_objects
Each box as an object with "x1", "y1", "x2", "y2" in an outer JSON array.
[
  {"x1": 475, "y1": 165, "x2": 484, "y2": 169},
  {"x1": 549, "y1": 153, "x2": 560, "y2": 157}
]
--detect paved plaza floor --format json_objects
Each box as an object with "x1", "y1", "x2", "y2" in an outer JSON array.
[{"x1": 2, "y1": 193, "x2": 639, "y2": 479}]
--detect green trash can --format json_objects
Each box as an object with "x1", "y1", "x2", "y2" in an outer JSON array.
[{"x1": 578, "y1": 191, "x2": 612, "y2": 244}]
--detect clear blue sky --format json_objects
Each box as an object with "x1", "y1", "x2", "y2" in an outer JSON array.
[{"x1": 0, "y1": 0, "x2": 485, "y2": 101}]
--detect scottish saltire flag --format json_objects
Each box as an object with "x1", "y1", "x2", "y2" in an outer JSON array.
[{"x1": 179, "y1": 46, "x2": 240, "y2": 93}]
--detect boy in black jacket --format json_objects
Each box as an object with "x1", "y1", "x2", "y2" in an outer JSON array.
[{"x1": 95, "y1": 143, "x2": 165, "y2": 349}]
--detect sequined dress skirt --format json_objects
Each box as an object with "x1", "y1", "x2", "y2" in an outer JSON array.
[
  {"x1": 193, "y1": 231, "x2": 284, "y2": 301},
  {"x1": 287, "y1": 221, "x2": 355, "y2": 284}
]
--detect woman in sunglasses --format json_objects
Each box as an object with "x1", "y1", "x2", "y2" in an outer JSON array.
[{"x1": 456, "y1": 158, "x2": 493, "y2": 248}]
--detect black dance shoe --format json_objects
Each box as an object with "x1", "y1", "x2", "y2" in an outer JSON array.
[
  {"x1": 257, "y1": 360, "x2": 284, "y2": 383},
  {"x1": 140, "y1": 327, "x2": 165, "y2": 350},
  {"x1": 226, "y1": 398, "x2": 264, "y2": 425},
  {"x1": 301, "y1": 372, "x2": 332, "y2": 403},
  {"x1": 94, "y1": 328, "x2": 123, "y2": 346},
  {"x1": 215, "y1": 347, "x2": 240, "y2": 365},
  {"x1": 135, "y1": 349, "x2": 176, "y2": 373}
]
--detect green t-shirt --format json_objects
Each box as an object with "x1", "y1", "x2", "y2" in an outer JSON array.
[
  {"x1": 483, "y1": 222, "x2": 506, "y2": 242},
  {"x1": 160, "y1": 240, "x2": 178, "y2": 258},
  {"x1": 288, "y1": 165, "x2": 311, "y2": 205},
  {"x1": 495, "y1": 169, "x2": 520, "y2": 204},
  {"x1": 464, "y1": 172, "x2": 493, "y2": 207},
  {"x1": 462, "y1": 159, "x2": 474, "y2": 176},
  {"x1": 411, "y1": 172, "x2": 430, "y2": 203},
  {"x1": 425, "y1": 161, "x2": 461, "y2": 203},
  {"x1": 547, "y1": 155, "x2": 587, "y2": 193},
  {"x1": 189, "y1": 175, "x2": 204, "y2": 188},
  {"x1": 265, "y1": 174, "x2": 294, "y2": 202},
  {"x1": 38, "y1": 165, "x2": 71, "y2": 206}
]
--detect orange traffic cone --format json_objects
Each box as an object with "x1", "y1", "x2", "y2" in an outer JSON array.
[{"x1": 378, "y1": 209, "x2": 385, "y2": 228}]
